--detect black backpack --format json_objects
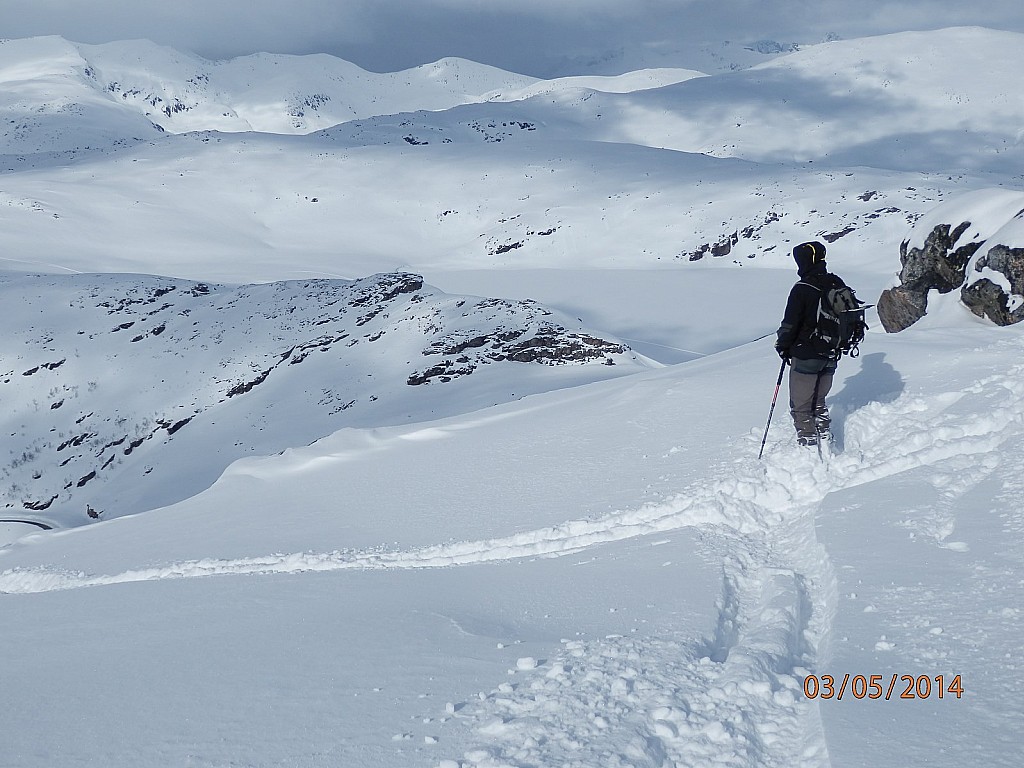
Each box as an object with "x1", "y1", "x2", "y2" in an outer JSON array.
[{"x1": 803, "y1": 273, "x2": 870, "y2": 358}]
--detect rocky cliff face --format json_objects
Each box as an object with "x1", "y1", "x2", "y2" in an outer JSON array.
[{"x1": 877, "y1": 191, "x2": 1024, "y2": 331}]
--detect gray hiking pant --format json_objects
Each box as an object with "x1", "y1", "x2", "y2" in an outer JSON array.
[{"x1": 789, "y1": 359, "x2": 835, "y2": 440}]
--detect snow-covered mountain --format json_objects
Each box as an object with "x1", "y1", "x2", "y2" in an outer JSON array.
[
  {"x1": 0, "y1": 35, "x2": 543, "y2": 141},
  {"x1": 2, "y1": 25, "x2": 1023, "y2": 768},
  {"x1": 0, "y1": 271, "x2": 645, "y2": 528},
  {"x1": 8, "y1": 28, "x2": 1023, "y2": 171},
  {"x1": 4, "y1": 28, "x2": 1021, "y2": 295},
  {"x1": 602, "y1": 27, "x2": 1024, "y2": 172}
]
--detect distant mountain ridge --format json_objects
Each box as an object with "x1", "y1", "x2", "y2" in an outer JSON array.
[
  {"x1": 0, "y1": 35, "x2": 704, "y2": 144},
  {"x1": 5, "y1": 27, "x2": 1023, "y2": 286},
  {"x1": 0, "y1": 35, "x2": 534, "y2": 142},
  {"x1": 5, "y1": 27, "x2": 1023, "y2": 172}
]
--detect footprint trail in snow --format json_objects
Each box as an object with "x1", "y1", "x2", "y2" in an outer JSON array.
[{"x1": 4, "y1": 357, "x2": 1024, "y2": 768}]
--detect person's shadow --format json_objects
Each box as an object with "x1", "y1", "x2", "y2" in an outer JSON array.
[{"x1": 830, "y1": 352, "x2": 904, "y2": 452}]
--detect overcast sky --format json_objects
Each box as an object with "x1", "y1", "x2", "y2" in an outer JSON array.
[{"x1": 5, "y1": 1, "x2": 1024, "y2": 76}]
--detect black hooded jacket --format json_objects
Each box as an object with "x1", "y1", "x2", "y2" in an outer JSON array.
[{"x1": 776, "y1": 255, "x2": 844, "y2": 362}]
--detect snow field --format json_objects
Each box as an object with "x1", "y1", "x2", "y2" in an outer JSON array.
[
  {"x1": 4, "y1": 25, "x2": 1024, "y2": 768},
  {"x1": 816, "y1": 450, "x2": 1024, "y2": 765},
  {"x1": 427, "y1": 328, "x2": 1024, "y2": 767},
  {"x1": 0, "y1": 130, "x2": 956, "y2": 285},
  {"x1": 3, "y1": 301, "x2": 1024, "y2": 767},
  {"x1": 4, "y1": 321, "x2": 1015, "y2": 765}
]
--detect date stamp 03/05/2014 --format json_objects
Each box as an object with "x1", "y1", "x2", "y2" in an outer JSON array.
[{"x1": 803, "y1": 674, "x2": 964, "y2": 701}]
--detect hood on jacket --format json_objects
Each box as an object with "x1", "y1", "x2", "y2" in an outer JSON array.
[{"x1": 793, "y1": 241, "x2": 827, "y2": 277}]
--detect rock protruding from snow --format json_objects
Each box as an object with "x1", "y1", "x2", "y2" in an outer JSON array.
[
  {"x1": 878, "y1": 189, "x2": 1024, "y2": 331},
  {"x1": 961, "y1": 244, "x2": 1024, "y2": 325},
  {"x1": 877, "y1": 221, "x2": 982, "y2": 332}
]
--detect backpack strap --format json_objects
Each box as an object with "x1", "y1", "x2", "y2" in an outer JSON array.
[{"x1": 801, "y1": 272, "x2": 844, "y2": 290}]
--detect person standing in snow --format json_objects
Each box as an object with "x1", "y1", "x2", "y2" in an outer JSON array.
[{"x1": 774, "y1": 240, "x2": 844, "y2": 447}]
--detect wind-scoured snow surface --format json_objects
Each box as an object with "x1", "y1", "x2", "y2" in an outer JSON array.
[{"x1": 1, "y1": 25, "x2": 1023, "y2": 768}]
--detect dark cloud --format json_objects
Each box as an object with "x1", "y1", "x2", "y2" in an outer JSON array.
[
  {"x1": 4, "y1": 0, "x2": 1024, "y2": 76},
  {"x1": 2, "y1": 1, "x2": 369, "y2": 57}
]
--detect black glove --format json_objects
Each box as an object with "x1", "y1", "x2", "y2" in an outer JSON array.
[{"x1": 775, "y1": 343, "x2": 790, "y2": 362}]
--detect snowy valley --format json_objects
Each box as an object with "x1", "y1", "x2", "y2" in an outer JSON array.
[{"x1": 1, "y1": 26, "x2": 1023, "y2": 768}]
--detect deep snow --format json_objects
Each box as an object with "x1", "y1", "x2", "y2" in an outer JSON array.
[
  {"x1": 3, "y1": 319, "x2": 1023, "y2": 767},
  {"x1": 1, "y1": 26, "x2": 1023, "y2": 768}
]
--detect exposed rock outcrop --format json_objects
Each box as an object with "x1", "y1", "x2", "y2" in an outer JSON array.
[
  {"x1": 878, "y1": 190, "x2": 1024, "y2": 331},
  {"x1": 875, "y1": 285, "x2": 930, "y2": 333},
  {"x1": 961, "y1": 245, "x2": 1024, "y2": 325},
  {"x1": 877, "y1": 222, "x2": 982, "y2": 332}
]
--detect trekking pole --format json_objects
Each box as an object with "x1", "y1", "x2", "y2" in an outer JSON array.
[
  {"x1": 758, "y1": 359, "x2": 787, "y2": 459},
  {"x1": 811, "y1": 369, "x2": 824, "y2": 462}
]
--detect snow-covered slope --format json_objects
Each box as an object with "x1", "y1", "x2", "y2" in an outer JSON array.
[
  {"x1": 82, "y1": 42, "x2": 539, "y2": 135},
  {"x1": 482, "y1": 67, "x2": 707, "y2": 100},
  {"x1": 8, "y1": 27, "x2": 1024, "y2": 174},
  {"x1": 0, "y1": 271, "x2": 646, "y2": 528},
  {"x1": 306, "y1": 26, "x2": 1024, "y2": 173},
  {"x1": 0, "y1": 36, "x2": 165, "y2": 160},
  {"x1": 0, "y1": 127, "x2": 949, "y2": 282},
  {"x1": 2, "y1": 316, "x2": 1021, "y2": 767},
  {"x1": 551, "y1": 35, "x2": 806, "y2": 78}
]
